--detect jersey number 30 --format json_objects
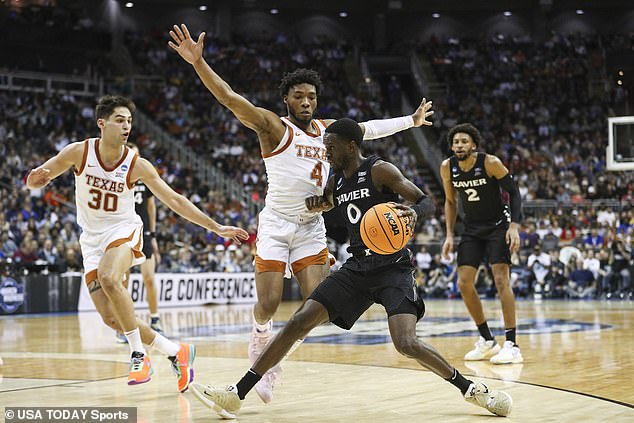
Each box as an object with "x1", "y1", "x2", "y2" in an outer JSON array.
[{"x1": 88, "y1": 189, "x2": 118, "y2": 212}]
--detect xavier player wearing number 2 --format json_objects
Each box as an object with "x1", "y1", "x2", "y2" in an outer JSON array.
[
  {"x1": 440, "y1": 123, "x2": 523, "y2": 365},
  {"x1": 26, "y1": 95, "x2": 248, "y2": 389},
  {"x1": 168, "y1": 23, "x2": 433, "y2": 403}
]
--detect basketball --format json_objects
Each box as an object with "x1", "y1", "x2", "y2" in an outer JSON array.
[{"x1": 360, "y1": 203, "x2": 412, "y2": 255}]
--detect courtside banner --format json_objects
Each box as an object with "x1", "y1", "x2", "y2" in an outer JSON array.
[{"x1": 78, "y1": 272, "x2": 257, "y2": 311}]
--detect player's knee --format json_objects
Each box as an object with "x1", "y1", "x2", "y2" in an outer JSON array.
[
  {"x1": 393, "y1": 337, "x2": 419, "y2": 358},
  {"x1": 492, "y1": 271, "x2": 510, "y2": 290},
  {"x1": 258, "y1": 296, "x2": 281, "y2": 317},
  {"x1": 457, "y1": 278, "x2": 474, "y2": 292},
  {"x1": 100, "y1": 314, "x2": 120, "y2": 330},
  {"x1": 98, "y1": 270, "x2": 123, "y2": 291}
]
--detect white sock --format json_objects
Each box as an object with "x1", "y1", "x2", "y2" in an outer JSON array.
[
  {"x1": 253, "y1": 309, "x2": 272, "y2": 332},
  {"x1": 124, "y1": 328, "x2": 146, "y2": 355},
  {"x1": 150, "y1": 332, "x2": 181, "y2": 357}
]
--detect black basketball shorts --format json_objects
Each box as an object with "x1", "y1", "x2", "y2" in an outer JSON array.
[
  {"x1": 309, "y1": 257, "x2": 425, "y2": 330},
  {"x1": 142, "y1": 234, "x2": 153, "y2": 259},
  {"x1": 457, "y1": 221, "x2": 511, "y2": 267}
]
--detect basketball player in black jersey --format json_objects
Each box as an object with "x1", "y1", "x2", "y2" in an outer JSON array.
[
  {"x1": 440, "y1": 123, "x2": 523, "y2": 365},
  {"x1": 116, "y1": 143, "x2": 163, "y2": 343},
  {"x1": 190, "y1": 118, "x2": 512, "y2": 419}
]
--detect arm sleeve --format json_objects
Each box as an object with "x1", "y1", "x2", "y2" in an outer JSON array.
[
  {"x1": 411, "y1": 195, "x2": 435, "y2": 220},
  {"x1": 498, "y1": 173, "x2": 522, "y2": 223},
  {"x1": 362, "y1": 115, "x2": 414, "y2": 140}
]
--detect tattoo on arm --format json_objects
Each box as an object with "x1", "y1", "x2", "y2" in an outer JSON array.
[{"x1": 87, "y1": 279, "x2": 102, "y2": 293}]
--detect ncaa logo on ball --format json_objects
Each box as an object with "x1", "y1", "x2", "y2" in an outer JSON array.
[{"x1": 382, "y1": 212, "x2": 400, "y2": 235}]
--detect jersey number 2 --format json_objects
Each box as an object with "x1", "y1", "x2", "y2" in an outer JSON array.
[
  {"x1": 88, "y1": 189, "x2": 118, "y2": 211},
  {"x1": 465, "y1": 188, "x2": 480, "y2": 202},
  {"x1": 310, "y1": 163, "x2": 323, "y2": 186}
]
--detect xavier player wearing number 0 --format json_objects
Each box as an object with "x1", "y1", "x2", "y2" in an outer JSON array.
[
  {"x1": 189, "y1": 119, "x2": 512, "y2": 419},
  {"x1": 169, "y1": 23, "x2": 433, "y2": 402},
  {"x1": 26, "y1": 95, "x2": 248, "y2": 389},
  {"x1": 440, "y1": 123, "x2": 523, "y2": 364}
]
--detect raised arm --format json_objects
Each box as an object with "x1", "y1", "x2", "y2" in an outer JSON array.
[
  {"x1": 168, "y1": 24, "x2": 285, "y2": 146},
  {"x1": 440, "y1": 159, "x2": 459, "y2": 260},
  {"x1": 131, "y1": 157, "x2": 249, "y2": 244},
  {"x1": 359, "y1": 98, "x2": 434, "y2": 140},
  {"x1": 26, "y1": 142, "x2": 85, "y2": 190}
]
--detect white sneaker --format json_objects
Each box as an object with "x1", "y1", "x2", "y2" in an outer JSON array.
[
  {"x1": 254, "y1": 364, "x2": 281, "y2": 404},
  {"x1": 490, "y1": 341, "x2": 524, "y2": 364},
  {"x1": 248, "y1": 321, "x2": 273, "y2": 363},
  {"x1": 190, "y1": 383, "x2": 241, "y2": 419},
  {"x1": 464, "y1": 337, "x2": 501, "y2": 361},
  {"x1": 464, "y1": 382, "x2": 512, "y2": 417}
]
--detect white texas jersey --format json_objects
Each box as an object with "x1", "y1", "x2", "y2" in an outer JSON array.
[
  {"x1": 263, "y1": 117, "x2": 329, "y2": 218},
  {"x1": 74, "y1": 138, "x2": 141, "y2": 233}
]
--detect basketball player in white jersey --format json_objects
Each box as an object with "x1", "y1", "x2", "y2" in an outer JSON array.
[
  {"x1": 169, "y1": 23, "x2": 434, "y2": 403},
  {"x1": 26, "y1": 95, "x2": 249, "y2": 390}
]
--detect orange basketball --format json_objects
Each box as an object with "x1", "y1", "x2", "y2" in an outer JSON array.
[{"x1": 360, "y1": 203, "x2": 412, "y2": 255}]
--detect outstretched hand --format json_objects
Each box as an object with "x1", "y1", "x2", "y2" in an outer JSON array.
[
  {"x1": 27, "y1": 167, "x2": 51, "y2": 189},
  {"x1": 411, "y1": 98, "x2": 434, "y2": 127},
  {"x1": 216, "y1": 225, "x2": 250, "y2": 245},
  {"x1": 168, "y1": 24, "x2": 205, "y2": 65}
]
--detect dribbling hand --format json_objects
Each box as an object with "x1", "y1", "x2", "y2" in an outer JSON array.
[
  {"x1": 388, "y1": 202, "x2": 417, "y2": 234},
  {"x1": 168, "y1": 24, "x2": 206, "y2": 65}
]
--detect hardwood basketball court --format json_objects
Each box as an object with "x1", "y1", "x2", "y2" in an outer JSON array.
[{"x1": 1, "y1": 299, "x2": 633, "y2": 421}]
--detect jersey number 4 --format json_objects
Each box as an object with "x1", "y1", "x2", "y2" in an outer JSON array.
[
  {"x1": 310, "y1": 163, "x2": 323, "y2": 186},
  {"x1": 87, "y1": 189, "x2": 118, "y2": 211}
]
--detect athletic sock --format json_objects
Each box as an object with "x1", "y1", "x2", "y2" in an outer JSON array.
[
  {"x1": 505, "y1": 328, "x2": 517, "y2": 346},
  {"x1": 446, "y1": 368, "x2": 472, "y2": 395},
  {"x1": 150, "y1": 332, "x2": 181, "y2": 356},
  {"x1": 124, "y1": 328, "x2": 146, "y2": 355},
  {"x1": 477, "y1": 321, "x2": 494, "y2": 341},
  {"x1": 236, "y1": 369, "x2": 262, "y2": 400}
]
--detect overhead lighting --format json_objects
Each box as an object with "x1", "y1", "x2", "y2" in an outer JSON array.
[
  {"x1": 199, "y1": 5, "x2": 207, "y2": 11},
  {"x1": 339, "y1": 11, "x2": 348, "y2": 18},
  {"x1": 503, "y1": 11, "x2": 512, "y2": 17},
  {"x1": 619, "y1": 70, "x2": 624, "y2": 76},
  {"x1": 270, "y1": 8, "x2": 279, "y2": 14},
  {"x1": 125, "y1": 2, "x2": 133, "y2": 7},
  {"x1": 617, "y1": 80, "x2": 623, "y2": 85},
  {"x1": 576, "y1": 9, "x2": 584, "y2": 15},
  {"x1": 432, "y1": 13, "x2": 440, "y2": 19}
]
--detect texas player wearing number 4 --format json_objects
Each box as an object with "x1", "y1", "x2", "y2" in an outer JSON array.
[
  {"x1": 168, "y1": 22, "x2": 435, "y2": 403},
  {"x1": 26, "y1": 95, "x2": 248, "y2": 390}
]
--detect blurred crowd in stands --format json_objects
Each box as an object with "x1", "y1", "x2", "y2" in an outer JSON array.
[{"x1": 1, "y1": 25, "x2": 633, "y2": 300}]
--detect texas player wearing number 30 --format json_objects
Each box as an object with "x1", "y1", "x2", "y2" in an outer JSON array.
[{"x1": 26, "y1": 95, "x2": 249, "y2": 390}]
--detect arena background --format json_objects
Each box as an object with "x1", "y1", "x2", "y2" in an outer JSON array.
[{"x1": 0, "y1": 1, "x2": 633, "y2": 422}]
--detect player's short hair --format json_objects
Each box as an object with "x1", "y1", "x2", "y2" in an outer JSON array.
[
  {"x1": 95, "y1": 95, "x2": 136, "y2": 120},
  {"x1": 447, "y1": 123, "x2": 481, "y2": 147},
  {"x1": 325, "y1": 118, "x2": 363, "y2": 145},
  {"x1": 279, "y1": 68, "x2": 321, "y2": 98}
]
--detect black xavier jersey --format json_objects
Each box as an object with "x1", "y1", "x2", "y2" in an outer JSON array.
[
  {"x1": 333, "y1": 155, "x2": 399, "y2": 255},
  {"x1": 449, "y1": 153, "x2": 509, "y2": 225},
  {"x1": 133, "y1": 182, "x2": 154, "y2": 233}
]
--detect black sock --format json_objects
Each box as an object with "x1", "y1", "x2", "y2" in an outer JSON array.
[
  {"x1": 236, "y1": 369, "x2": 262, "y2": 400},
  {"x1": 505, "y1": 328, "x2": 517, "y2": 346},
  {"x1": 446, "y1": 368, "x2": 472, "y2": 395},
  {"x1": 477, "y1": 321, "x2": 494, "y2": 341}
]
